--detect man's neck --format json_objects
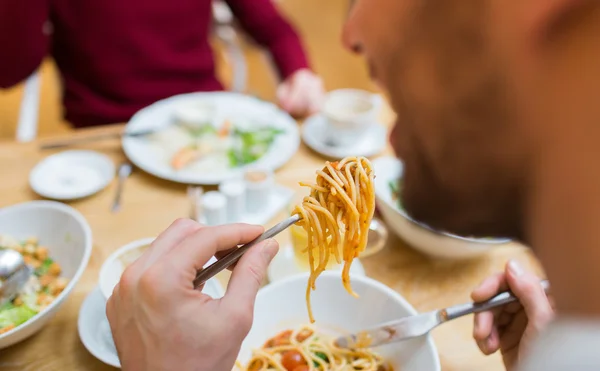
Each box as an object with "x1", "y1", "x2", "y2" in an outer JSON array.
[
  {"x1": 528, "y1": 139, "x2": 600, "y2": 316},
  {"x1": 524, "y1": 7, "x2": 600, "y2": 316}
]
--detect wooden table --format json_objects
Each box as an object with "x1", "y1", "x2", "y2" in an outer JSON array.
[{"x1": 0, "y1": 124, "x2": 540, "y2": 371}]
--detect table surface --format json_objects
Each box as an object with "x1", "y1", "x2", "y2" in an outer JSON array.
[{"x1": 0, "y1": 122, "x2": 540, "y2": 371}]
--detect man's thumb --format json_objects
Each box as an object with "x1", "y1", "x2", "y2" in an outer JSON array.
[
  {"x1": 222, "y1": 239, "x2": 279, "y2": 311},
  {"x1": 506, "y1": 260, "x2": 553, "y2": 326}
]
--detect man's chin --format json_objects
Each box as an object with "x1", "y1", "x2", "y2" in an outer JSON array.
[
  {"x1": 404, "y1": 201, "x2": 513, "y2": 240},
  {"x1": 402, "y1": 193, "x2": 489, "y2": 239}
]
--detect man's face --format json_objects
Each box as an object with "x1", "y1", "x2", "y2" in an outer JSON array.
[{"x1": 344, "y1": 0, "x2": 528, "y2": 239}]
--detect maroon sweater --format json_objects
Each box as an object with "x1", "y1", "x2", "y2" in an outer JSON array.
[{"x1": 0, "y1": 0, "x2": 309, "y2": 127}]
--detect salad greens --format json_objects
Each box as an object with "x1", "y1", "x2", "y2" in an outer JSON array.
[
  {"x1": 388, "y1": 179, "x2": 404, "y2": 210},
  {"x1": 35, "y1": 258, "x2": 54, "y2": 277},
  {"x1": 0, "y1": 235, "x2": 68, "y2": 334},
  {"x1": 227, "y1": 127, "x2": 284, "y2": 167},
  {"x1": 0, "y1": 303, "x2": 36, "y2": 329},
  {"x1": 188, "y1": 124, "x2": 217, "y2": 138}
]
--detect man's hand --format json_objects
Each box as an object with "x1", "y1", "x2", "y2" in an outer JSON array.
[
  {"x1": 106, "y1": 219, "x2": 279, "y2": 371},
  {"x1": 277, "y1": 68, "x2": 324, "y2": 118},
  {"x1": 472, "y1": 260, "x2": 554, "y2": 371}
]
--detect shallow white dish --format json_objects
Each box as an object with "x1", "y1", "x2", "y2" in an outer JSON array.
[
  {"x1": 302, "y1": 114, "x2": 387, "y2": 159},
  {"x1": 79, "y1": 278, "x2": 225, "y2": 369},
  {"x1": 122, "y1": 92, "x2": 300, "y2": 185},
  {"x1": 372, "y1": 156, "x2": 511, "y2": 259},
  {"x1": 0, "y1": 201, "x2": 93, "y2": 349},
  {"x1": 98, "y1": 237, "x2": 220, "y2": 300},
  {"x1": 267, "y1": 244, "x2": 366, "y2": 282},
  {"x1": 239, "y1": 271, "x2": 440, "y2": 371},
  {"x1": 29, "y1": 150, "x2": 115, "y2": 200}
]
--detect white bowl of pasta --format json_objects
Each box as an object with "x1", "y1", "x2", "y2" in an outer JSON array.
[
  {"x1": 237, "y1": 271, "x2": 440, "y2": 371},
  {"x1": 372, "y1": 156, "x2": 511, "y2": 259}
]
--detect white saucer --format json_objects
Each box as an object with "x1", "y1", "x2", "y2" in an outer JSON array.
[
  {"x1": 302, "y1": 115, "x2": 387, "y2": 159},
  {"x1": 78, "y1": 279, "x2": 224, "y2": 368},
  {"x1": 267, "y1": 244, "x2": 366, "y2": 283},
  {"x1": 30, "y1": 150, "x2": 115, "y2": 200},
  {"x1": 77, "y1": 286, "x2": 121, "y2": 368}
]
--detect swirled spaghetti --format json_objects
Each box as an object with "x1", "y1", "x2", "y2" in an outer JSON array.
[
  {"x1": 236, "y1": 325, "x2": 393, "y2": 371},
  {"x1": 292, "y1": 157, "x2": 376, "y2": 323}
]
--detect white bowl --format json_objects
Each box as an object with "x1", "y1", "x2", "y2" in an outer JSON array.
[
  {"x1": 0, "y1": 201, "x2": 92, "y2": 349},
  {"x1": 98, "y1": 237, "x2": 154, "y2": 300},
  {"x1": 373, "y1": 156, "x2": 510, "y2": 259},
  {"x1": 239, "y1": 272, "x2": 440, "y2": 371},
  {"x1": 98, "y1": 238, "x2": 222, "y2": 301}
]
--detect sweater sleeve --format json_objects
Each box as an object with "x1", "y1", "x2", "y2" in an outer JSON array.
[
  {"x1": 0, "y1": 0, "x2": 50, "y2": 88},
  {"x1": 224, "y1": 0, "x2": 310, "y2": 80}
]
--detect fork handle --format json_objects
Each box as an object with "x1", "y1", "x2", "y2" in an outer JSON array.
[
  {"x1": 442, "y1": 279, "x2": 550, "y2": 322},
  {"x1": 192, "y1": 214, "x2": 301, "y2": 288}
]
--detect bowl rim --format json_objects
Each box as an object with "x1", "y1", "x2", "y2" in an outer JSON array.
[
  {"x1": 249, "y1": 271, "x2": 441, "y2": 370},
  {"x1": 372, "y1": 156, "x2": 512, "y2": 245},
  {"x1": 0, "y1": 200, "x2": 93, "y2": 340},
  {"x1": 98, "y1": 237, "x2": 156, "y2": 300}
]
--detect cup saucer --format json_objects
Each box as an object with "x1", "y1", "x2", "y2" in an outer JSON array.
[
  {"x1": 78, "y1": 279, "x2": 224, "y2": 368},
  {"x1": 301, "y1": 114, "x2": 387, "y2": 159},
  {"x1": 77, "y1": 286, "x2": 121, "y2": 368},
  {"x1": 267, "y1": 244, "x2": 366, "y2": 283}
]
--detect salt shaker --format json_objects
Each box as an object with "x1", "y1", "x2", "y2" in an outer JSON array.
[
  {"x1": 201, "y1": 191, "x2": 227, "y2": 226},
  {"x1": 244, "y1": 168, "x2": 273, "y2": 213},
  {"x1": 187, "y1": 186, "x2": 204, "y2": 221},
  {"x1": 219, "y1": 179, "x2": 246, "y2": 223}
]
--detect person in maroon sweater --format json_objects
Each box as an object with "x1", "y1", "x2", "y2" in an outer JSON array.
[{"x1": 0, "y1": 0, "x2": 324, "y2": 128}]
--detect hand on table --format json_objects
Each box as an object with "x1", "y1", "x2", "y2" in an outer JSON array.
[
  {"x1": 277, "y1": 68, "x2": 324, "y2": 118},
  {"x1": 472, "y1": 260, "x2": 554, "y2": 371},
  {"x1": 106, "y1": 219, "x2": 279, "y2": 371}
]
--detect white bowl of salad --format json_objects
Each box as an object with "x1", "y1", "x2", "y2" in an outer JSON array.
[
  {"x1": 0, "y1": 201, "x2": 92, "y2": 349},
  {"x1": 372, "y1": 156, "x2": 511, "y2": 259}
]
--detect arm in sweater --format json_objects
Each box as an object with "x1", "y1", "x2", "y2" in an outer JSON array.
[
  {"x1": 224, "y1": 0, "x2": 310, "y2": 80},
  {"x1": 0, "y1": 0, "x2": 50, "y2": 88}
]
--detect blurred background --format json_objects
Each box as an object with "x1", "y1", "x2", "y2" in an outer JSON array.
[{"x1": 0, "y1": 0, "x2": 376, "y2": 140}]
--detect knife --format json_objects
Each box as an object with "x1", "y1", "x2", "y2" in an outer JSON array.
[{"x1": 39, "y1": 128, "x2": 159, "y2": 150}]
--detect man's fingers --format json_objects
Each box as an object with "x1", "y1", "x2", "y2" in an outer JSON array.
[
  {"x1": 215, "y1": 248, "x2": 238, "y2": 271},
  {"x1": 486, "y1": 326, "x2": 500, "y2": 354},
  {"x1": 505, "y1": 260, "x2": 554, "y2": 328},
  {"x1": 474, "y1": 311, "x2": 495, "y2": 341},
  {"x1": 471, "y1": 273, "x2": 508, "y2": 302},
  {"x1": 141, "y1": 218, "x2": 202, "y2": 267},
  {"x1": 168, "y1": 223, "x2": 264, "y2": 271},
  {"x1": 221, "y1": 239, "x2": 279, "y2": 313}
]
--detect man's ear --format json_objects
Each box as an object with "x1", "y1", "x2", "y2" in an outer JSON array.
[{"x1": 524, "y1": 0, "x2": 592, "y2": 41}]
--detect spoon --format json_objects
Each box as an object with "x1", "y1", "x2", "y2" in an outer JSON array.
[
  {"x1": 0, "y1": 250, "x2": 32, "y2": 306},
  {"x1": 111, "y1": 162, "x2": 133, "y2": 213},
  {"x1": 335, "y1": 279, "x2": 551, "y2": 349}
]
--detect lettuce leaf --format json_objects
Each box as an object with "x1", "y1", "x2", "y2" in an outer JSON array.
[{"x1": 0, "y1": 305, "x2": 37, "y2": 328}]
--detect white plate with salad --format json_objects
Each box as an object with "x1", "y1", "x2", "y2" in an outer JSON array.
[{"x1": 122, "y1": 92, "x2": 300, "y2": 185}]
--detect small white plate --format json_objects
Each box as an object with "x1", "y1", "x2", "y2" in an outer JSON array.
[
  {"x1": 30, "y1": 150, "x2": 115, "y2": 200},
  {"x1": 302, "y1": 114, "x2": 387, "y2": 159},
  {"x1": 267, "y1": 244, "x2": 366, "y2": 283},
  {"x1": 122, "y1": 92, "x2": 300, "y2": 185},
  {"x1": 79, "y1": 279, "x2": 224, "y2": 369}
]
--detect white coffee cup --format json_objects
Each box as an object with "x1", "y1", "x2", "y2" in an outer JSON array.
[{"x1": 321, "y1": 89, "x2": 382, "y2": 147}]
